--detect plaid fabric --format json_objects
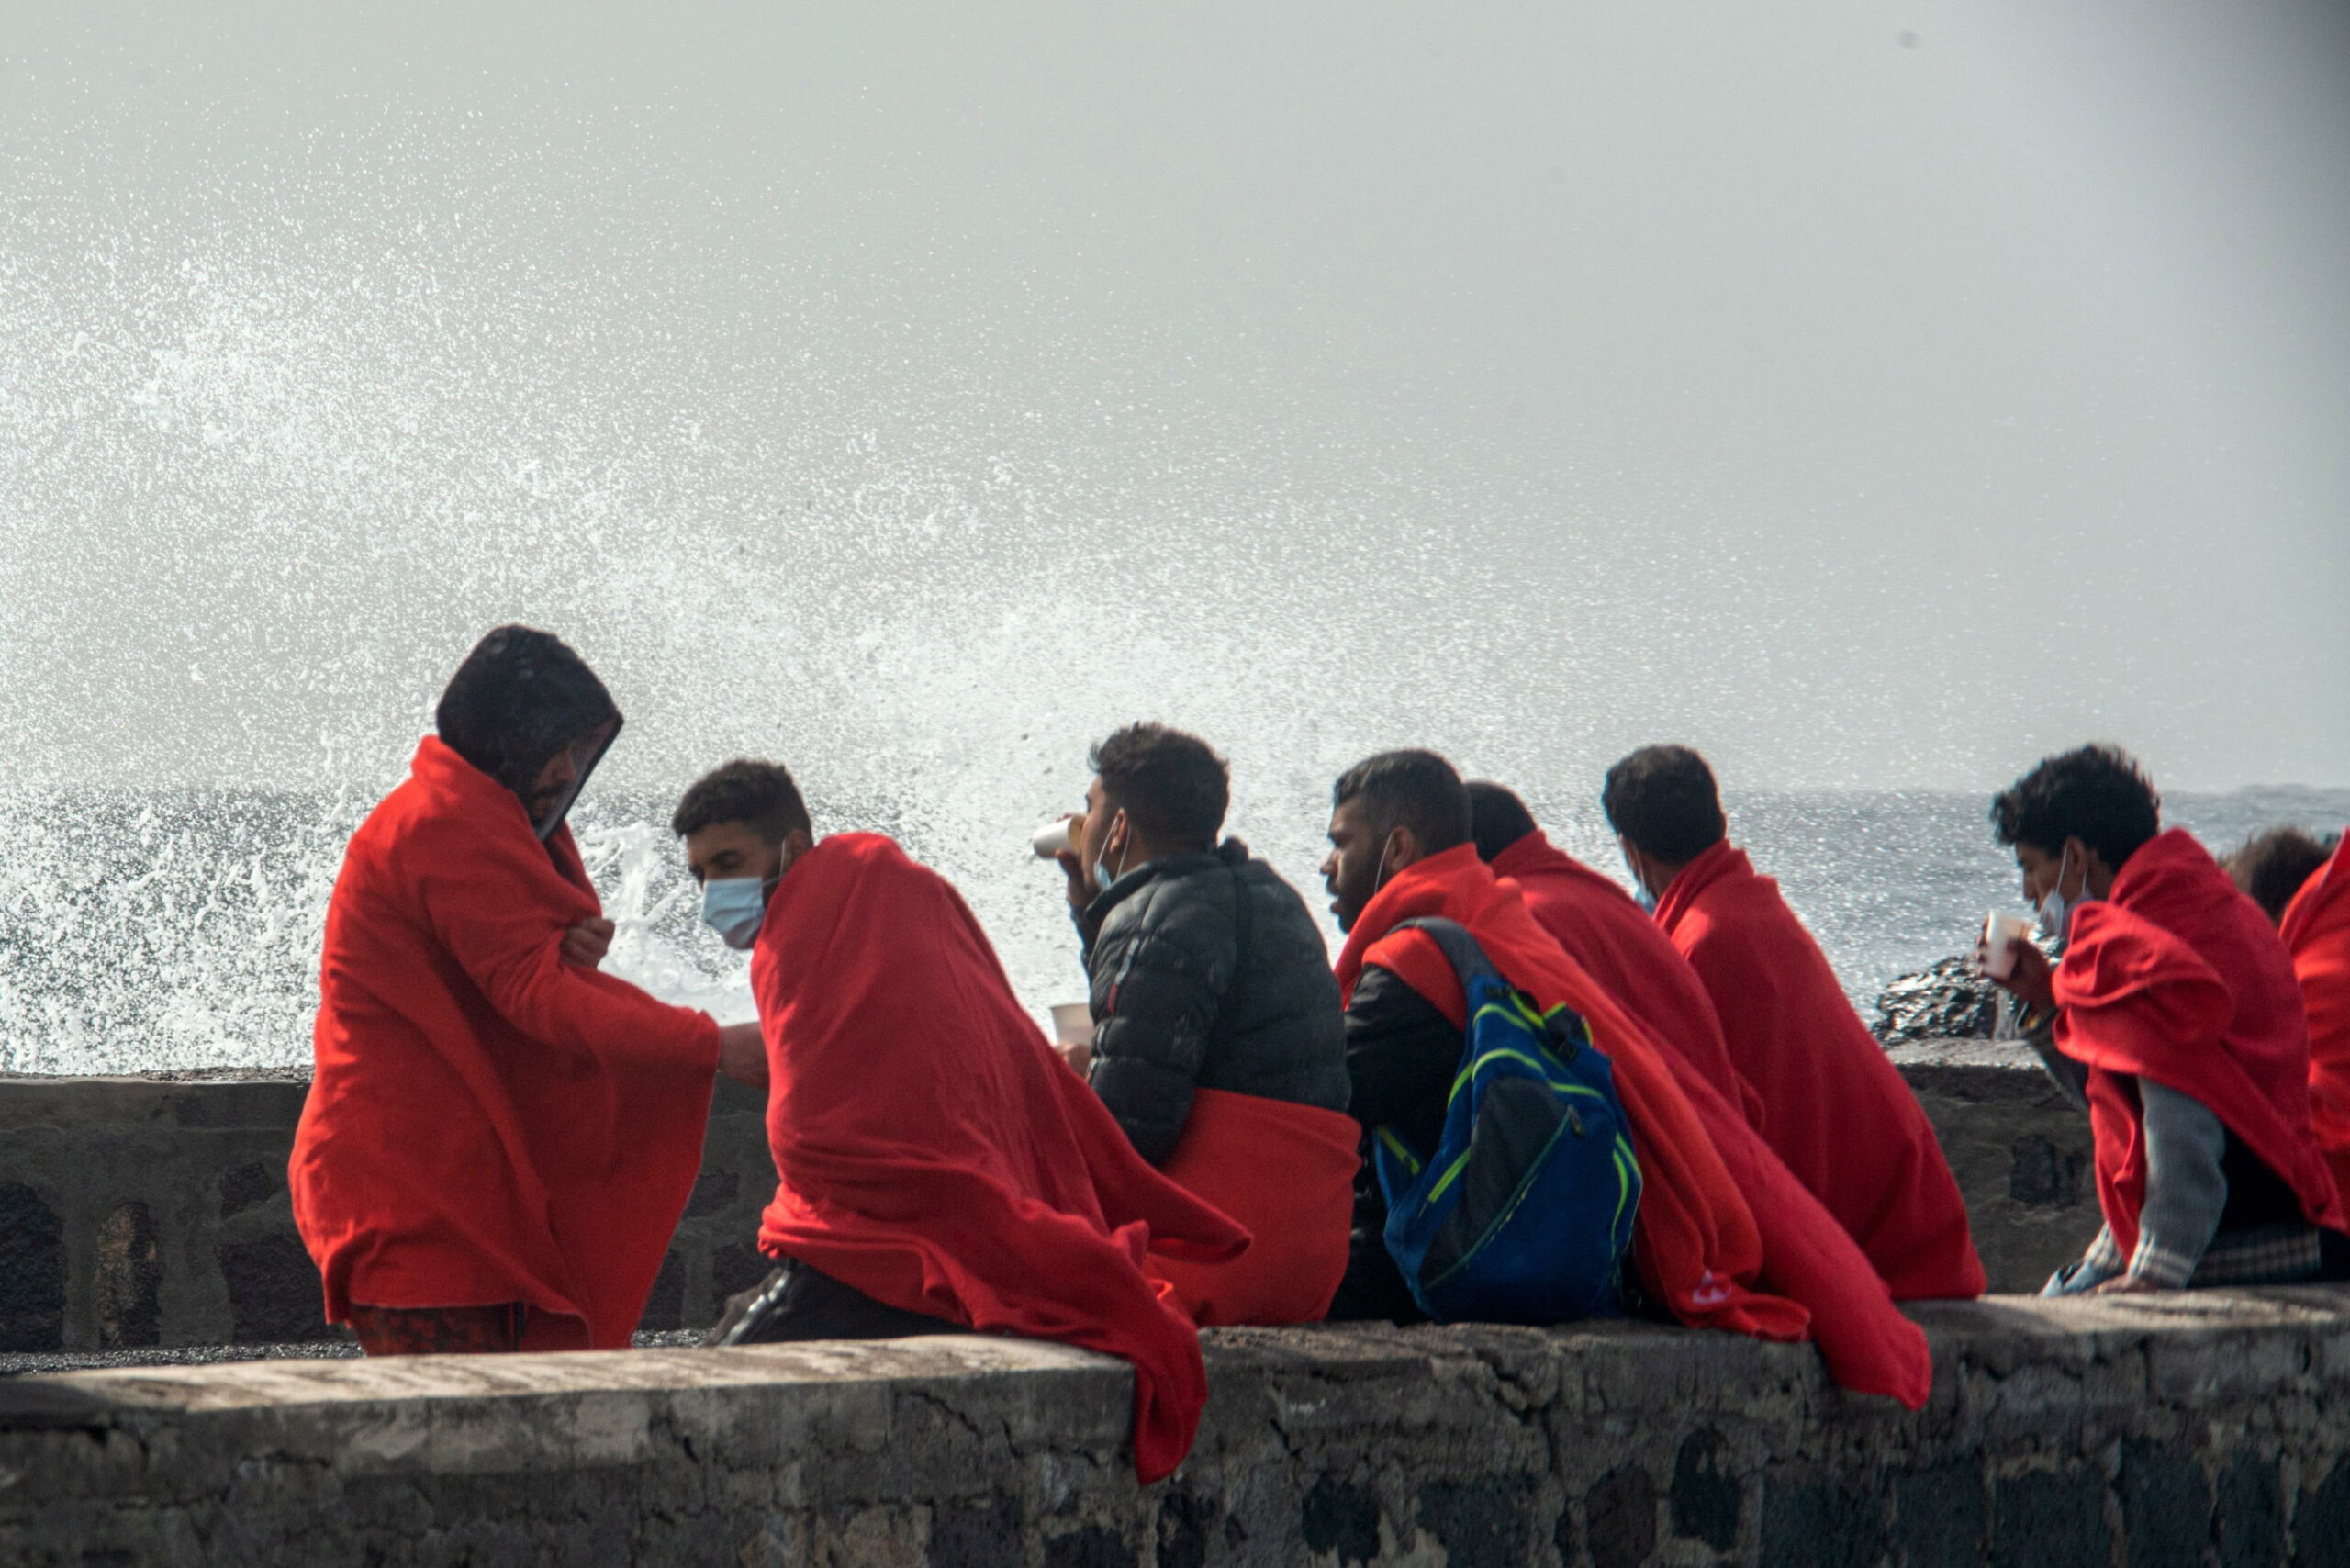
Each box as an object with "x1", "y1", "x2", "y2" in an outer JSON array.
[
  {"x1": 346, "y1": 1302, "x2": 528, "y2": 1356},
  {"x1": 2186, "y1": 1223, "x2": 2325, "y2": 1287}
]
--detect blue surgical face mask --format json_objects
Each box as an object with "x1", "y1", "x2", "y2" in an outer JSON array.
[
  {"x1": 1091, "y1": 813, "x2": 1131, "y2": 898},
  {"x1": 701, "y1": 876, "x2": 773, "y2": 951},
  {"x1": 1621, "y1": 844, "x2": 1658, "y2": 914}
]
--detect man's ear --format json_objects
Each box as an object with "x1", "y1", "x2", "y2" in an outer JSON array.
[
  {"x1": 781, "y1": 826, "x2": 814, "y2": 868},
  {"x1": 1387, "y1": 824, "x2": 1425, "y2": 873}
]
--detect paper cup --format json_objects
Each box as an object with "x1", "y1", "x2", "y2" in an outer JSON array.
[
  {"x1": 1050, "y1": 1002, "x2": 1093, "y2": 1045},
  {"x1": 1032, "y1": 816, "x2": 1083, "y2": 858},
  {"x1": 1976, "y1": 912, "x2": 2033, "y2": 980}
]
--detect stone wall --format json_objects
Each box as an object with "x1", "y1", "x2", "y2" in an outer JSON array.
[
  {"x1": 0, "y1": 1047, "x2": 2095, "y2": 1350},
  {"x1": 0, "y1": 1074, "x2": 778, "y2": 1351},
  {"x1": 7, "y1": 1291, "x2": 2350, "y2": 1565}
]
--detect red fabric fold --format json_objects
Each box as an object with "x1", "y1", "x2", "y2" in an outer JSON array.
[
  {"x1": 750, "y1": 833, "x2": 1249, "y2": 1484},
  {"x1": 1491, "y1": 830, "x2": 1759, "y2": 1124},
  {"x1": 2281, "y1": 834, "x2": 2350, "y2": 1195},
  {"x1": 2055, "y1": 829, "x2": 2344, "y2": 1256},
  {"x1": 1337, "y1": 846, "x2": 1930, "y2": 1407},
  {"x1": 1652, "y1": 840, "x2": 1984, "y2": 1301},
  {"x1": 292, "y1": 735, "x2": 721, "y2": 1350},
  {"x1": 1148, "y1": 1088, "x2": 1359, "y2": 1327}
]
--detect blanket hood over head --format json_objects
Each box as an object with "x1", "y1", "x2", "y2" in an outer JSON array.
[
  {"x1": 749, "y1": 833, "x2": 1249, "y2": 1484},
  {"x1": 2282, "y1": 834, "x2": 2350, "y2": 1182},
  {"x1": 434, "y1": 624, "x2": 620, "y2": 839}
]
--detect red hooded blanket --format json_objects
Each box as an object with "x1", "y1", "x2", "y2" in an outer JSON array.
[
  {"x1": 1338, "y1": 846, "x2": 1930, "y2": 1407},
  {"x1": 750, "y1": 834, "x2": 1249, "y2": 1484},
  {"x1": 2056, "y1": 828, "x2": 2344, "y2": 1256},
  {"x1": 291, "y1": 736, "x2": 721, "y2": 1350},
  {"x1": 2282, "y1": 834, "x2": 2350, "y2": 1196},
  {"x1": 1653, "y1": 840, "x2": 1984, "y2": 1301},
  {"x1": 1491, "y1": 830, "x2": 1759, "y2": 1123}
]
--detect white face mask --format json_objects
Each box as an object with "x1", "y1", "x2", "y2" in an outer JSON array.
[{"x1": 2035, "y1": 844, "x2": 2087, "y2": 940}]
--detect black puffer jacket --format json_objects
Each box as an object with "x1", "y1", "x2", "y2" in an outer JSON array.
[{"x1": 1076, "y1": 838, "x2": 1350, "y2": 1165}]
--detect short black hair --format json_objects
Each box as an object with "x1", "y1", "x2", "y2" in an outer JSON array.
[
  {"x1": 1090, "y1": 723, "x2": 1229, "y2": 852},
  {"x1": 671, "y1": 759, "x2": 813, "y2": 845},
  {"x1": 435, "y1": 624, "x2": 620, "y2": 796},
  {"x1": 1333, "y1": 750, "x2": 1471, "y2": 854},
  {"x1": 2225, "y1": 826, "x2": 2337, "y2": 924},
  {"x1": 1989, "y1": 745, "x2": 2161, "y2": 868},
  {"x1": 1602, "y1": 745, "x2": 1726, "y2": 863},
  {"x1": 1465, "y1": 780, "x2": 1539, "y2": 863}
]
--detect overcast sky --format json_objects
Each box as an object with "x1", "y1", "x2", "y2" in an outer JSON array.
[{"x1": 3, "y1": 0, "x2": 2346, "y2": 804}]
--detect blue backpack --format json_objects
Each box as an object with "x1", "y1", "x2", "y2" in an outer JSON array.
[{"x1": 1371, "y1": 918, "x2": 1641, "y2": 1324}]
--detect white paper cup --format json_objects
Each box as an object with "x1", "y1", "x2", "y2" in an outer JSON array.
[
  {"x1": 1976, "y1": 912, "x2": 2034, "y2": 980},
  {"x1": 1032, "y1": 816, "x2": 1083, "y2": 858},
  {"x1": 1050, "y1": 1002, "x2": 1093, "y2": 1045}
]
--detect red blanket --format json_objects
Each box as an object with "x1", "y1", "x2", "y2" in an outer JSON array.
[
  {"x1": 291, "y1": 736, "x2": 720, "y2": 1350},
  {"x1": 1492, "y1": 830, "x2": 1759, "y2": 1124},
  {"x1": 1148, "y1": 1088, "x2": 1359, "y2": 1327},
  {"x1": 750, "y1": 834, "x2": 1248, "y2": 1484},
  {"x1": 2056, "y1": 828, "x2": 2344, "y2": 1255},
  {"x1": 1654, "y1": 841, "x2": 1984, "y2": 1301},
  {"x1": 2282, "y1": 834, "x2": 2350, "y2": 1195},
  {"x1": 1338, "y1": 846, "x2": 1930, "y2": 1407}
]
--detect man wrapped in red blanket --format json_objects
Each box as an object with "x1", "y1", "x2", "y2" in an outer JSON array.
[
  {"x1": 1605, "y1": 746, "x2": 1983, "y2": 1302},
  {"x1": 672, "y1": 760, "x2": 1248, "y2": 1483},
  {"x1": 1983, "y1": 745, "x2": 2344, "y2": 1294},
  {"x1": 292, "y1": 626, "x2": 765, "y2": 1355},
  {"x1": 1320, "y1": 750, "x2": 1929, "y2": 1409}
]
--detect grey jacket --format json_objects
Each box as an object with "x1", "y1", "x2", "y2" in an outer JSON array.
[{"x1": 1076, "y1": 838, "x2": 1350, "y2": 1164}]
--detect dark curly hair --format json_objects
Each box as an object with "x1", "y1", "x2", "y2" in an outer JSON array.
[
  {"x1": 670, "y1": 758, "x2": 812, "y2": 845},
  {"x1": 1602, "y1": 745, "x2": 1726, "y2": 864},
  {"x1": 1989, "y1": 744, "x2": 2161, "y2": 868},
  {"x1": 1090, "y1": 722, "x2": 1229, "y2": 852}
]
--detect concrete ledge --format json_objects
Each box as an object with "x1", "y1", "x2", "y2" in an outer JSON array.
[
  {"x1": 8, "y1": 1292, "x2": 2350, "y2": 1565},
  {"x1": 0, "y1": 1045, "x2": 2099, "y2": 1351}
]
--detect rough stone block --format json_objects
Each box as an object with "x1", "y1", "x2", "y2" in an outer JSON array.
[
  {"x1": 95, "y1": 1200, "x2": 162, "y2": 1348},
  {"x1": 1583, "y1": 1465, "x2": 1658, "y2": 1568},
  {"x1": 0, "y1": 1182, "x2": 65, "y2": 1351},
  {"x1": 1990, "y1": 1468, "x2": 2110, "y2": 1568},
  {"x1": 1892, "y1": 1462, "x2": 1984, "y2": 1568},
  {"x1": 1759, "y1": 1477, "x2": 1885, "y2": 1568},
  {"x1": 1672, "y1": 1428, "x2": 1742, "y2": 1552},
  {"x1": 220, "y1": 1233, "x2": 331, "y2": 1342},
  {"x1": 2117, "y1": 1439, "x2": 2210, "y2": 1568}
]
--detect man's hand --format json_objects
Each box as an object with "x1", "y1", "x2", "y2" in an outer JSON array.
[
  {"x1": 717, "y1": 1022, "x2": 769, "y2": 1090},
  {"x1": 562, "y1": 917, "x2": 616, "y2": 969},
  {"x1": 1981, "y1": 932, "x2": 2056, "y2": 1015},
  {"x1": 1055, "y1": 1036, "x2": 1093, "y2": 1078},
  {"x1": 1056, "y1": 846, "x2": 1096, "y2": 914}
]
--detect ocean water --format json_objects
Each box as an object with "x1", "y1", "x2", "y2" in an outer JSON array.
[{"x1": 3, "y1": 781, "x2": 2345, "y2": 1076}]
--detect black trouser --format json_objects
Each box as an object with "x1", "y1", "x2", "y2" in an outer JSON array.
[{"x1": 704, "y1": 1257, "x2": 968, "y2": 1346}]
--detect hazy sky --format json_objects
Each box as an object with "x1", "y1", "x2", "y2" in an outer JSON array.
[{"x1": 3, "y1": 0, "x2": 2346, "y2": 803}]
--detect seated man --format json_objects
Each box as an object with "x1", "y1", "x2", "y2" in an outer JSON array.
[
  {"x1": 1047, "y1": 723, "x2": 1357, "y2": 1326},
  {"x1": 1465, "y1": 780, "x2": 1756, "y2": 1121},
  {"x1": 1985, "y1": 746, "x2": 2346, "y2": 1293},
  {"x1": 2227, "y1": 826, "x2": 2337, "y2": 925},
  {"x1": 1322, "y1": 751, "x2": 1930, "y2": 1406},
  {"x1": 291, "y1": 625, "x2": 766, "y2": 1356},
  {"x1": 2281, "y1": 834, "x2": 2350, "y2": 1198},
  {"x1": 671, "y1": 759, "x2": 1248, "y2": 1484},
  {"x1": 1605, "y1": 745, "x2": 1983, "y2": 1301}
]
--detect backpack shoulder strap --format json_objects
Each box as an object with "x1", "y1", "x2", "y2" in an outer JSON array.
[{"x1": 1392, "y1": 916, "x2": 1503, "y2": 994}]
